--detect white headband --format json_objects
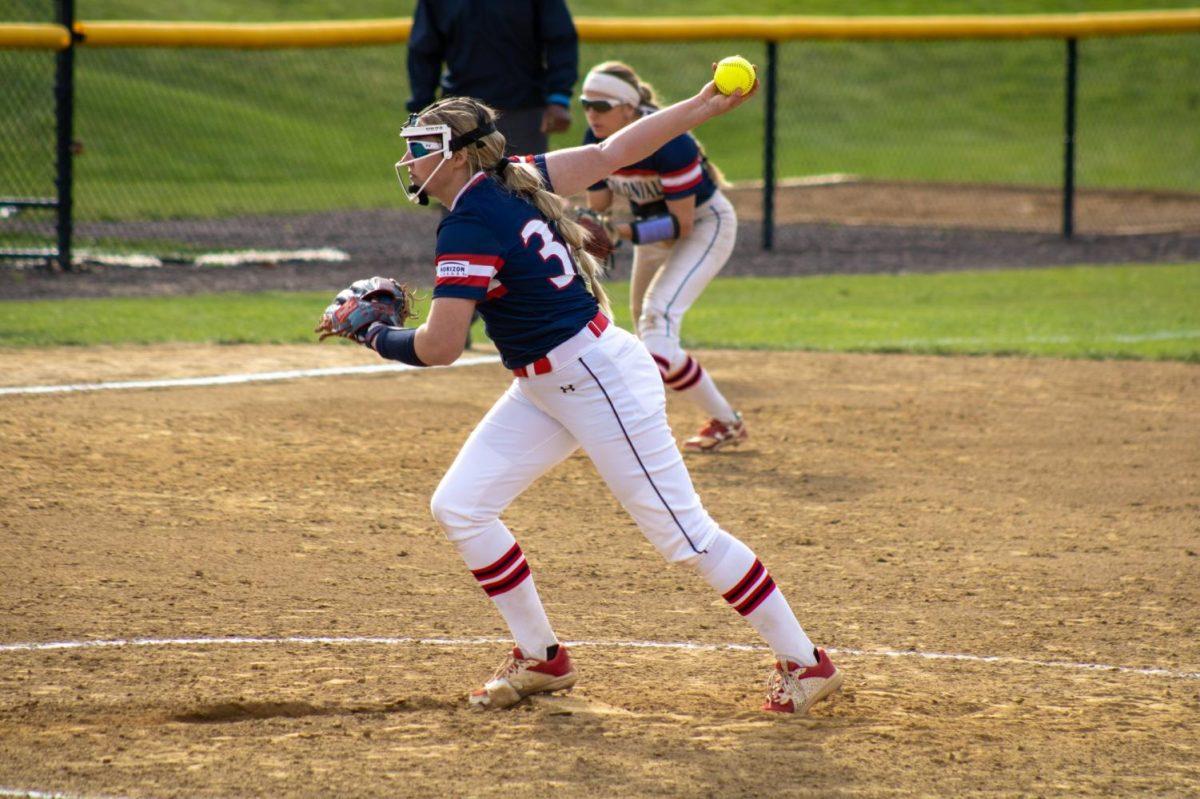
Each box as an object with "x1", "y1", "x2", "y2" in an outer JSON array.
[{"x1": 581, "y1": 71, "x2": 641, "y2": 106}]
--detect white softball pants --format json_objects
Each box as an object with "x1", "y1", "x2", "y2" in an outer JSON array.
[
  {"x1": 430, "y1": 325, "x2": 722, "y2": 563},
  {"x1": 632, "y1": 190, "x2": 737, "y2": 372}
]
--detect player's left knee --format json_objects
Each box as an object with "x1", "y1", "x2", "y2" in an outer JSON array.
[
  {"x1": 428, "y1": 486, "x2": 458, "y2": 530},
  {"x1": 636, "y1": 307, "x2": 665, "y2": 340},
  {"x1": 639, "y1": 318, "x2": 684, "y2": 374},
  {"x1": 430, "y1": 483, "x2": 491, "y2": 537}
]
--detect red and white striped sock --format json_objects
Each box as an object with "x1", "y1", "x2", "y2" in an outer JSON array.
[
  {"x1": 654, "y1": 353, "x2": 737, "y2": 423},
  {"x1": 692, "y1": 530, "x2": 817, "y2": 667},
  {"x1": 455, "y1": 524, "x2": 558, "y2": 660}
]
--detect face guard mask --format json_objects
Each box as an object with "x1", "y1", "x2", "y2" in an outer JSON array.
[{"x1": 395, "y1": 112, "x2": 497, "y2": 206}]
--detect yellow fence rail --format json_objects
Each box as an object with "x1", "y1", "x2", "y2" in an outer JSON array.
[
  {"x1": 3, "y1": 10, "x2": 1197, "y2": 266},
  {"x1": 3, "y1": 11, "x2": 1200, "y2": 50},
  {"x1": 0, "y1": 23, "x2": 71, "y2": 50}
]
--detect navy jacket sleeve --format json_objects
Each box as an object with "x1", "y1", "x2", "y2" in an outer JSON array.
[
  {"x1": 406, "y1": 0, "x2": 444, "y2": 113},
  {"x1": 537, "y1": 0, "x2": 578, "y2": 107}
]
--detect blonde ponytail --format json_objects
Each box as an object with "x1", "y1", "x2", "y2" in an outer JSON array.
[
  {"x1": 416, "y1": 98, "x2": 612, "y2": 319},
  {"x1": 696, "y1": 143, "x2": 730, "y2": 190}
]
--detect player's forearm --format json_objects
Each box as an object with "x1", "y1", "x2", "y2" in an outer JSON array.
[
  {"x1": 546, "y1": 94, "x2": 710, "y2": 197},
  {"x1": 546, "y1": 78, "x2": 754, "y2": 197},
  {"x1": 414, "y1": 324, "x2": 464, "y2": 366},
  {"x1": 599, "y1": 93, "x2": 710, "y2": 171},
  {"x1": 367, "y1": 324, "x2": 429, "y2": 367},
  {"x1": 366, "y1": 319, "x2": 467, "y2": 367}
]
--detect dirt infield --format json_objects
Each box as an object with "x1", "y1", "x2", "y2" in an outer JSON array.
[{"x1": 1, "y1": 346, "x2": 1198, "y2": 797}]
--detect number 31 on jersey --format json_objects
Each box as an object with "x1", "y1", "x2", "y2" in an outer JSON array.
[{"x1": 521, "y1": 219, "x2": 577, "y2": 289}]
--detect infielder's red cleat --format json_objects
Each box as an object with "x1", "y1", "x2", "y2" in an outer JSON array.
[
  {"x1": 683, "y1": 412, "x2": 747, "y2": 452},
  {"x1": 469, "y1": 645, "x2": 577, "y2": 709},
  {"x1": 762, "y1": 648, "x2": 843, "y2": 714}
]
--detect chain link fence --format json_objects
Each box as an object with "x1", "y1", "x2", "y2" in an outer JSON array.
[
  {"x1": 3, "y1": 9, "x2": 1199, "y2": 275},
  {"x1": 0, "y1": 0, "x2": 58, "y2": 262}
]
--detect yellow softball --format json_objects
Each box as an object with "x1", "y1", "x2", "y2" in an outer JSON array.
[{"x1": 713, "y1": 55, "x2": 756, "y2": 96}]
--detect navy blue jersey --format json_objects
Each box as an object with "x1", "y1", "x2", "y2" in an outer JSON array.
[
  {"x1": 433, "y1": 169, "x2": 599, "y2": 370},
  {"x1": 584, "y1": 123, "x2": 717, "y2": 218}
]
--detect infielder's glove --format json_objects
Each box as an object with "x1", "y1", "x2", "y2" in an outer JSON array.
[
  {"x1": 314, "y1": 276, "x2": 415, "y2": 343},
  {"x1": 571, "y1": 208, "x2": 621, "y2": 261}
]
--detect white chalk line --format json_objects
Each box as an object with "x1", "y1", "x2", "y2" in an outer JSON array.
[
  {"x1": 864, "y1": 329, "x2": 1200, "y2": 348},
  {"x1": 0, "y1": 355, "x2": 502, "y2": 397},
  {"x1": 2, "y1": 636, "x2": 1194, "y2": 799},
  {"x1": 0, "y1": 790, "x2": 142, "y2": 799},
  {"x1": 2, "y1": 634, "x2": 1197, "y2": 681}
]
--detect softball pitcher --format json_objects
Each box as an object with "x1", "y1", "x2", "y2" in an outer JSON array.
[
  {"x1": 329, "y1": 75, "x2": 842, "y2": 715},
  {"x1": 581, "y1": 62, "x2": 744, "y2": 453}
]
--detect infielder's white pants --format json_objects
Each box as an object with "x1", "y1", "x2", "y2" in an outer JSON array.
[
  {"x1": 632, "y1": 190, "x2": 737, "y2": 372},
  {"x1": 431, "y1": 325, "x2": 721, "y2": 563}
]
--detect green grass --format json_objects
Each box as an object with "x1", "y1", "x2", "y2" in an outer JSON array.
[
  {"x1": 2, "y1": 264, "x2": 1196, "y2": 361},
  {"x1": 3, "y1": 1, "x2": 1198, "y2": 221}
]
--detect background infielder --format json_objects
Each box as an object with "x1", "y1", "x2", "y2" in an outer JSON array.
[
  {"x1": 320, "y1": 74, "x2": 842, "y2": 715},
  {"x1": 582, "y1": 61, "x2": 744, "y2": 453}
]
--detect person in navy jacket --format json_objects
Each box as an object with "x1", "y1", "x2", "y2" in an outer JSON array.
[{"x1": 406, "y1": 0, "x2": 578, "y2": 155}]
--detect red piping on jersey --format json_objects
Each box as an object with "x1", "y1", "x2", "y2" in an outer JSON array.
[
  {"x1": 661, "y1": 157, "x2": 702, "y2": 179},
  {"x1": 664, "y1": 173, "x2": 704, "y2": 194},
  {"x1": 434, "y1": 253, "x2": 505, "y2": 289},
  {"x1": 437, "y1": 276, "x2": 491, "y2": 288}
]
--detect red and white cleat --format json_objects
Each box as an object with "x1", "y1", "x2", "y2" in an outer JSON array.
[
  {"x1": 762, "y1": 648, "x2": 844, "y2": 714},
  {"x1": 683, "y1": 412, "x2": 748, "y2": 453},
  {"x1": 468, "y1": 645, "x2": 577, "y2": 710}
]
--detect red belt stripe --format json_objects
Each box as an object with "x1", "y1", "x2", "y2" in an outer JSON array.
[{"x1": 512, "y1": 311, "x2": 609, "y2": 377}]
